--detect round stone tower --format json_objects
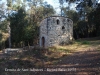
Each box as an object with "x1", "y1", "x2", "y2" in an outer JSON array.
[{"x1": 39, "y1": 16, "x2": 73, "y2": 47}]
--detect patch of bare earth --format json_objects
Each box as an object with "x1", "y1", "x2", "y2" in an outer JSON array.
[
  {"x1": 44, "y1": 49, "x2": 100, "y2": 75},
  {"x1": 43, "y1": 40, "x2": 100, "y2": 75},
  {"x1": 0, "y1": 39, "x2": 100, "y2": 75}
]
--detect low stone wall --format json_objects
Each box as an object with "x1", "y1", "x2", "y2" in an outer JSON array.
[{"x1": 3, "y1": 48, "x2": 23, "y2": 54}]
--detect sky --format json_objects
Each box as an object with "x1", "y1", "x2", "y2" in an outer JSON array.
[
  {"x1": 44, "y1": 0, "x2": 61, "y2": 14},
  {"x1": 44, "y1": 0, "x2": 77, "y2": 11},
  {"x1": 0, "y1": 0, "x2": 91, "y2": 14},
  {"x1": 1, "y1": 0, "x2": 100, "y2": 13},
  {"x1": 44, "y1": 0, "x2": 100, "y2": 14},
  {"x1": 44, "y1": 0, "x2": 59, "y2": 8},
  {"x1": 44, "y1": 0, "x2": 100, "y2": 7}
]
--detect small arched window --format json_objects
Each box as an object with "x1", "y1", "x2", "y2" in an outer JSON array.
[
  {"x1": 57, "y1": 19, "x2": 60, "y2": 25},
  {"x1": 62, "y1": 26, "x2": 65, "y2": 34},
  {"x1": 62, "y1": 26, "x2": 65, "y2": 30}
]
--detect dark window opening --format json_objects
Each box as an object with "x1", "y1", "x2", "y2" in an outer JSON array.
[
  {"x1": 57, "y1": 19, "x2": 60, "y2": 25},
  {"x1": 62, "y1": 26, "x2": 65, "y2": 34},
  {"x1": 62, "y1": 26, "x2": 65, "y2": 30}
]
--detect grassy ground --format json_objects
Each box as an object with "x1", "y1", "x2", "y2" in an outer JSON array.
[{"x1": 0, "y1": 37, "x2": 100, "y2": 75}]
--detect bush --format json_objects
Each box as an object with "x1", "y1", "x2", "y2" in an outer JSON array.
[{"x1": 81, "y1": 41, "x2": 90, "y2": 45}]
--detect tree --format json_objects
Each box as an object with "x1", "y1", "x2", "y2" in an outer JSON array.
[
  {"x1": 0, "y1": 3, "x2": 6, "y2": 21},
  {"x1": 8, "y1": 0, "x2": 55, "y2": 47},
  {"x1": 9, "y1": 7, "x2": 27, "y2": 47},
  {"x1": 25, "y1": 1, "x2": 55, "y2": 46},
  {"x1": 0, "y1": 3, "x2": 9, "y2": 49},
  {"x1": 42, "y1": 2, "x2": 55, "y2": 17},
  {"x1": 88, "y1": 3, "x2": 100, "y2": 36},
  {"x1": 63, "y1": 9, "x2": 80, "y2": 39}
]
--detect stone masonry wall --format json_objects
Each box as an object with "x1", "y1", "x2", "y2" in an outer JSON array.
[{"x1": 39, "y1": 16, "x2": 73, "y2": 47}]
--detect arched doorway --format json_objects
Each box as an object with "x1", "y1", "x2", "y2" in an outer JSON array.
[{"x1": 41, "y1": 37, "x2": 45, "y2": 47}]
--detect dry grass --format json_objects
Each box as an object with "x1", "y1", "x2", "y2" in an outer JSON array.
[
  {"x1": 18, "y1": 39, "x2": 100, "y2": 65},
  {"x1": 55, "y1": 39, "x2": 100, "y2": 52},
  {"x1": 0, "y1": 38, "x2": 100, "y2": 75}
]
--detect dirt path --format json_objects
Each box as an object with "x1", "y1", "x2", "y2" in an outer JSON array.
[
  {"x1": 44, "y1": 49, "x2": 100, "y2": 75},
  {"x1": 0, "y1": 47, "x2": 100, "y2": 75}
]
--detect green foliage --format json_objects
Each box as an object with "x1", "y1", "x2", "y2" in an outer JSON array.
[
  {"x1": 0, "y1": 3, "x2": 6, "y2": 19},
  {"x1": 0, "y1": 20, "x2": 8, "y2": 49},
  {"x1": 87, "y1": 4, "x2": 100, "y2": 36},
  {"x1": 42, "y1": 4, "x2": 55, "y2": 17},
  {"x1": 8, "y1": 7, "x2": 28, "y2": 47},
  {"x1": 6, "y1": 0, "x2": 55, "y2": 47},
  {"x1": 76, "y1": 40, "x2": 90, "y2": 45},
  {"x1": 0, "y1": 20, "x2": 8, "y2": 33},
  {"x1": 81, "y1": 41, "x2": 90, "y2": 45},
  {"x1": 7, "y1": 0, "x2": 12, "y2": 7},
  {"x1": 63, "y1": 10, "x2": 79, "y2": 23},
  {"x1": 3, "y1": 0, "x2": 100, "y2": 48},
  {"x1": 62, "y1": 0, "x2": 100, "y2": 39}
]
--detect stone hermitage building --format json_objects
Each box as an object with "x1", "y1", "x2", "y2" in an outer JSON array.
[{"x1": 39, "y1": 16, "x2": 73, "y2": 47}]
